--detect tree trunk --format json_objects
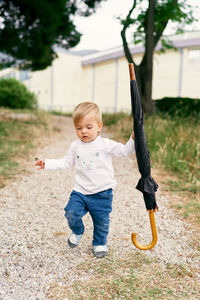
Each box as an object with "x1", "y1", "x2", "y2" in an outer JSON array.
[
  {"x1": 140, "y1": 0, "x2": 156, "y2": 115},
  {"x1": 121, "y1": 0, "x2": 156, "y2": 115},
  {"x1": 135, "y1": 56, "x2": 155, "y2": 116}
]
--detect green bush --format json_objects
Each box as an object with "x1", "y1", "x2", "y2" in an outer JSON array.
[
  {"x1": 0, "y1": 78, "x2": 37, "y2": 109},
  {"x1": 155, "y1": 97, "x2": 200, "y2": 118}
]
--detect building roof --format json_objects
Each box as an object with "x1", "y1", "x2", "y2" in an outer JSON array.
[
  {"x1": 68, "y1": 49, "x2": 99, "y2": 56},
  {"x1": 53, "y1": 46, "x2": 98, "y2": 56},
  {"x1": 81, "y1": 31, "x2": 200, "y2": 66}
]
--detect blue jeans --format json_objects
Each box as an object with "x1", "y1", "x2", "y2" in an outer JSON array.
[{"x1": 64, "y1": 189, "x2": 113, "y2": 246}]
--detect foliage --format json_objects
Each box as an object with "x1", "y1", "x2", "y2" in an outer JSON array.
[
  {"x1": 0, "y1": 78, "x2": 37, "y2": 109},
  {"x1": 0, "y1": 0, "x2": 106, "y2": 70},
  {"x1": 132, "y1": 0, "x2": 194, "y2": 46},
  {"x1": 155, "y1": 97, "x2": 200, "y2": 118}
]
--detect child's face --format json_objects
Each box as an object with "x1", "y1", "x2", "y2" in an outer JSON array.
[{"x1": 75, "y1": 112, "x2": 103, "y2": 143}]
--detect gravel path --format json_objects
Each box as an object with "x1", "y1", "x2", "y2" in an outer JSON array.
[{"x1": 0, "y1": 116, "x2": 199, "y2": 299}]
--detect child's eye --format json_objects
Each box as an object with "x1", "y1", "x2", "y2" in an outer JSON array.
[
  {"x1": 76, "y1": 127, "x2": 81, "y2": 130},
  {"x1": 87, "y1": 126, "x2": 92, "y2": 130}
]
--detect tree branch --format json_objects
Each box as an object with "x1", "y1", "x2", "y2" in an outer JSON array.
[
  {"x1": 120, "y1": 0, "x2": 137, "y2": 64},
  {"x1": 154, "y1": 20, "x2": 168, "y2": 46},
  {"x1": 154, "y1": 0, "x2": 179, "y2": 47}
]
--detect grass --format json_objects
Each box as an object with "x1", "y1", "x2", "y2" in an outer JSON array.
[
  {"x1": 46, "y1": 251, "x2": 200, "y2": 299},
  {"x1": 50, "y1": 110, "x2": 72, "y2": 117},
  {"x1": 144, "y1": 115, "x2": 199, "y2": 187},
  {"x1": 102, "y1": 112, "x2": 200, "y2": 225},
  {"x1": 0, "y1": 108, "x2": 50, "y2": 187},
  {"x1": 102, "y1": 112, "x2": 128, "y2": 127}
]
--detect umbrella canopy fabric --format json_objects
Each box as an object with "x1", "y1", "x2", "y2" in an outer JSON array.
[{"x1": 129, "y1": 64, "x2": 158, "y2": 210}]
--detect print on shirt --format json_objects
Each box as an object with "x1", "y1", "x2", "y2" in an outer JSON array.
[{"x1": 76, "y1": 151, "x2": 101, "y2": 171}]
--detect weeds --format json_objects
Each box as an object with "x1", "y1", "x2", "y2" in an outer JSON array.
[
  {"x1": 0, "y1": 109, "x2": 50, "y2": 187},
  {"x1": 102, "y1": 112, "x2": 128, "y2": 127},
  {"x1": 145, "y1": 114, "x2": 200, "y2": 186},
  {"x1": 50, "y1": 110, "x2": 72, "y2": 117}
]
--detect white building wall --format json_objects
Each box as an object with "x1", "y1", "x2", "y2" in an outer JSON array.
[
  {"x1": 152, "y1": 50, "x2": 181, "y2": 99},
  {"x1": 94, "y1": 60, "x2": 116, "y2": 112},
  {"x1": 27, "y1": 66, "x2": 51, "y2": 110},
  {"x1": 81, "y1": 65, "x2": 93, "y2": 101},
  {"x1": 181, "y1": 48, "x2": 200, "y2": 98},
  {"x1": 24, "y1": 52, "x2": 82, "y2": 112},
  {"x1": 52, "y1": 53, "x2": 82, "y2": 112}
]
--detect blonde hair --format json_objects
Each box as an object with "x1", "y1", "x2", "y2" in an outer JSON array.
[{"x1": 73, "y1": 102, "x2": 102, "y2": 126}]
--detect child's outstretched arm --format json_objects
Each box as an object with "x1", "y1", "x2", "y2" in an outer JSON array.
[
  {"x1": 35, "y1": 160, "x2": 45, "y2": 170},
  {"x1": 34, "y1": 142, "x2": 76, "y2": 171}
]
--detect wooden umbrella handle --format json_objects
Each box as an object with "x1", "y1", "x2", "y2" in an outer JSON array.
[
  {"x1": 131, "y1": 210, "x2": 158, "y2": 250},
  {"x1": 129, "y1": 63, "x2": 136, "y2": 80}
]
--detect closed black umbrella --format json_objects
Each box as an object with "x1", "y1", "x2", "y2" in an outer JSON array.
[{"x1": 129, "y1": 63, "x2": 158, "y2": 250}]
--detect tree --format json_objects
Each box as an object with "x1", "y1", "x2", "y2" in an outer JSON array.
[
  {"x1": 0, "y1": 0, "x2": 106, "y2": 70},
  {"x1": 120, "y1": 0, "x2": 195, "y2": 115}
]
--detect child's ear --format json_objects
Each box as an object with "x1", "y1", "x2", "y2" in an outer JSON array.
[{"x1": 98, "y1": 122, "x2": 103, "y2": 133}]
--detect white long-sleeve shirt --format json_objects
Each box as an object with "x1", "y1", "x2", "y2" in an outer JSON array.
[{"x1": 45, "y1": 136, "x2": 135, "y2": 195}]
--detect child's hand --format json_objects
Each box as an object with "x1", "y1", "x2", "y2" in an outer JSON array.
[
  {"x1": 35, "y1": 160, "x2": 45, "y2": 170},
  {"x1": 132, "y1": 131, "x2": 135, "y2": 140}
]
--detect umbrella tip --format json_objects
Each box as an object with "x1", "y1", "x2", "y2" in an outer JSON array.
[{"x1": 129, "y1": 64, "x2": 135, "y2": 81}]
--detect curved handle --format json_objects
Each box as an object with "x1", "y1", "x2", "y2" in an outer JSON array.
[
  {"x1": 129, "y1": 63, "x2": 136, "y2": 80},
  {"x1": 131, "y1": 210, "x2": 157, "y2": 250}
]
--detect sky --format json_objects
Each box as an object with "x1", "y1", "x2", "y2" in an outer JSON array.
[{"x1": 73, "y1": 0, "x2": 200, "y2": 51}]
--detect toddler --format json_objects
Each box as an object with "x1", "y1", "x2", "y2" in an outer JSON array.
[{"x1": 35, "y1": 102, "x2": 135, "y2": 258}]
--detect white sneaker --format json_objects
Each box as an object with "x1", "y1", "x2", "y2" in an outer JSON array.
[
  {"x1": 93, "y1": 245, "x2": 108, "y2": 258},
  {"x1": 68, "y1": 232, "x2": 83, "y2": 248}
]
